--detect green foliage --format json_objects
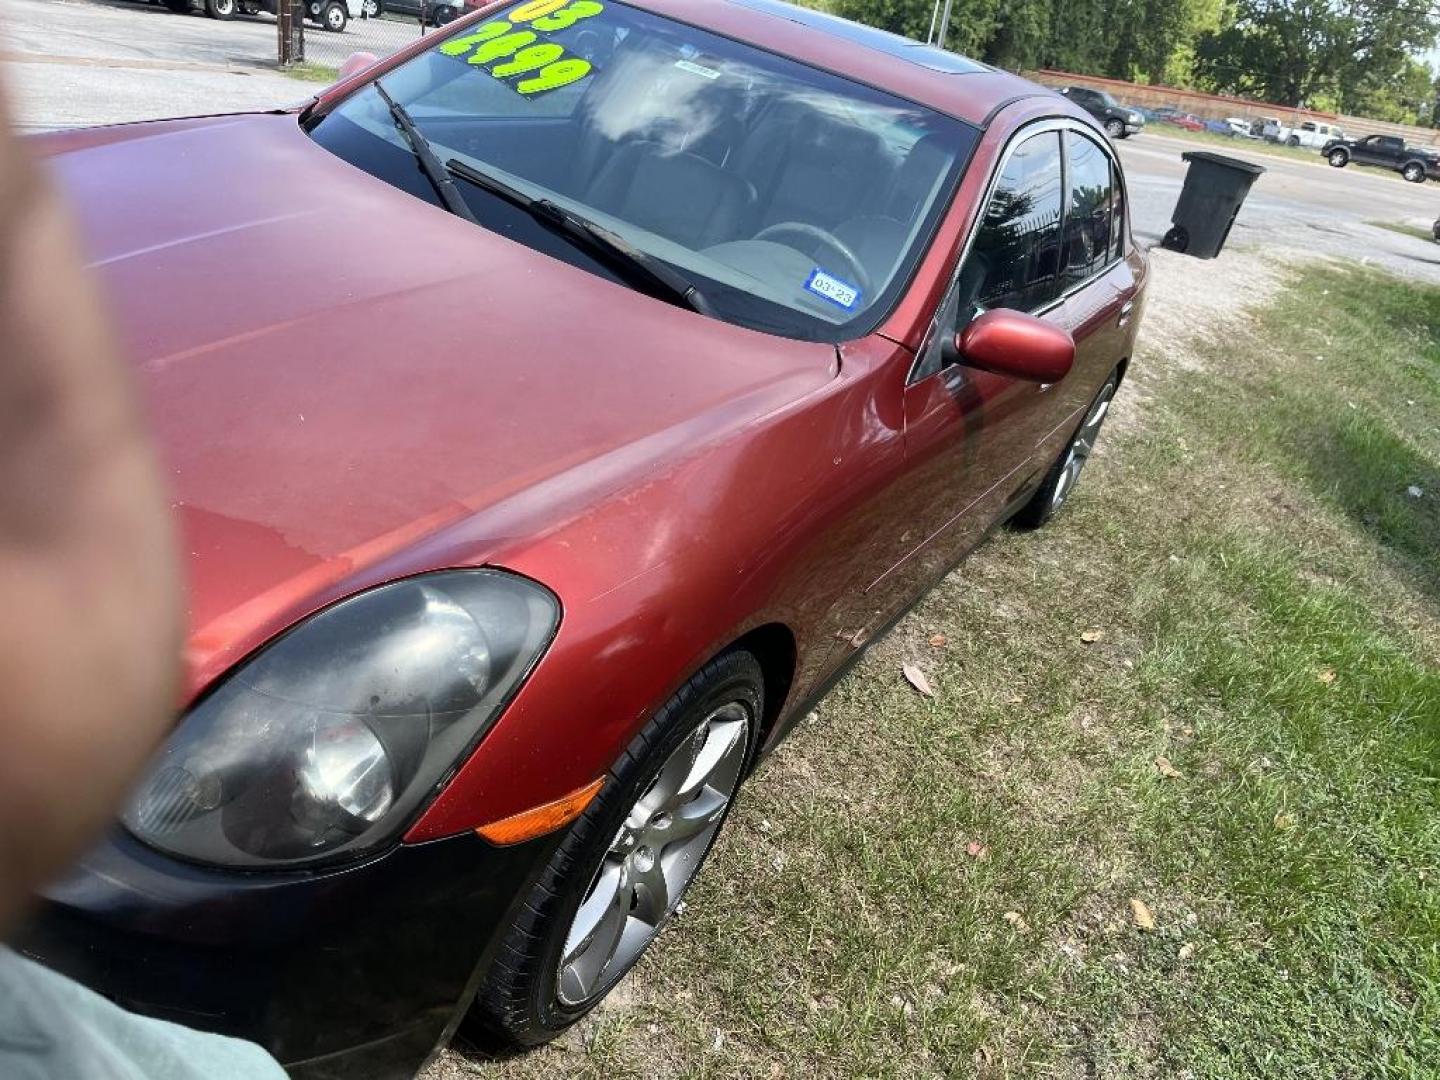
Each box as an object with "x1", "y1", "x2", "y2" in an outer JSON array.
[
  {"x1": 1193, "y1": 0, "x2": 1440, "y2": 112},
  {"x1": 798, "y1": 0, "x2": 1440, "y2": 125}
]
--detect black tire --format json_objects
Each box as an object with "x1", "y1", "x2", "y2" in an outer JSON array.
[
  {"x1": 319, "y1": 0, "x2": 347, "y2": 30},
  {"x1": 362, "y1": 0, "x2": 381, "y2": 14},
  {"x1": 1287, "y1": 135, "x2": 1300, "y2": 147},
  {"x1": 432, "y1": 4, "x2": 458, "y2": 24},
  {"x1": 1011, "y1": 372, "x2": 1119, "y2": 530},
  {"x1": 1328, "y1": 148, "x2": 1349, "y2": 168},
  {"x1": 464, "y1": 649, "x2": 764, "y2": 1048},
  {"x1": 1104, "y1": 118, "x2": 1124, "y2": 139},
  {"x1": 1402, "y1": 161, "x2": 1426, "y2": 184},
  {"x1": 205, "y1": 0, "x2": 236, "y2": 19}
]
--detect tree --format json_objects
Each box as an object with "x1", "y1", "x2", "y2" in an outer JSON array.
[{"x1": 1194, "y1": 0, "x2": 1440, "y2": 109}]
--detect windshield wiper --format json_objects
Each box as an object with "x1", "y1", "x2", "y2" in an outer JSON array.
[
  {"x1": 446, "y1": 158, "x2": 715, "y2": 317},
  {"x1": 373, "y1": 81, "x2": 479, "y2": 227}
]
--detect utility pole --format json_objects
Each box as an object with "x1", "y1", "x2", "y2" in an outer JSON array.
[
  {"x1": 935, "y1": 0, "x2": 955, "y2": 50},
  {"x1": 277, "y1": 0, "x2": 303, "y2": 65}
]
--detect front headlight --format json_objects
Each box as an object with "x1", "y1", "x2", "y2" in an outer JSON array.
[{"x1": 124, "y1": 570, "x2": 559, "y2": 869}]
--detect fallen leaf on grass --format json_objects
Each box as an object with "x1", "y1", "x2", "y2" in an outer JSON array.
[
  {"x1": 1274, "y1": 811, "x2": 1296, "y2": 830},
  {"x1": 1317, "y1": 668, "x2": 1337, "y2": 685},
  {"x1": 1080, "y1": 628, "x2": 1105, "y2": 643},
  {"x1": 1130, "y1": 898, "x2": 1156, "y2": 930},
  {"x1": 1002, "y1": 910, "x2": 1029, "y2": 931},
  {"x1": 1178, "y1": 942, "x2": 1196, "y2": 961},
  {"x1": 929, "y1": 633, "x2": 948, "y2": 648},
  {"x1": 1155, "y1": 755, "x2": 1183, "y2": 779},
  {"x1": 1007, "y1": 692, "x2": 1024, "y2": 704},
  {"x1": 965, "y1": 840, "x2": 990, "y2": 860},
  {"x1": 902, "y1": 663, "x2": 935, "y2": 697}
]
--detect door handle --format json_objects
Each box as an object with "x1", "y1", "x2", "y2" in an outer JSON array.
[{"x1": 1117, "y1": 300, "x2": 1134, "y2": 328}]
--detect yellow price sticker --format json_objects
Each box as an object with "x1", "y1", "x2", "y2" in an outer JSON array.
[{"x1": 439, "y1": 1, "x2": 603, "y2": 96}]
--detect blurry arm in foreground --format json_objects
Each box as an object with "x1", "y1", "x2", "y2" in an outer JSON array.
[{"x1": 0, "y1": 81, "x2": 182, "y2": 935}]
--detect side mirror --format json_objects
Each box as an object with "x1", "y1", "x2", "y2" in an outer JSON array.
[
  {"x1": 942, "y1": 308, "x2": 1075, "y2": 383},
  {"x1": 338, "y1": 52, "x2": 380, "y2": 82}
]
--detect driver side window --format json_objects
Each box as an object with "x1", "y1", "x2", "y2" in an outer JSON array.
[
  {"x1": 955, "y1": 130, "x2": 1064, "y2": 321},
  {"x1": 913, "y1": 129, "x2": 1064, "y2": 381}
]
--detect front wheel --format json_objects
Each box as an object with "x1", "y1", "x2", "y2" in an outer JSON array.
[
  {"x1": 432, "y1": 3, "x2": 457, "y2": 24},
  {"x1": 465, "y1": 650, "x2": 763, "y2": 1047},
  {"x1": 319, "y1": 0, "x2": 347, "y2": 30},
  {"x1": 1012, "y1": 372, "x2": 1119, "y2": 529},
  {"x1": 362, "y1": 0, "x2": 381, "y2": 14},
  {"x1": 1104, "y1": 118, "x2": 1125, "y2": 139},
  {"x1": 205, "y1": 0, "x2": 236, "y2": 18},
  {"x1": 1328, "y1": 148, "x2": 1349, "y2": 168},
  {"x1": 1287, "y1": 135, "x2": 1300, "y2": 147},
  {"x1": 1402, "y1": 162, "x2": 1426, "y2": 183}
]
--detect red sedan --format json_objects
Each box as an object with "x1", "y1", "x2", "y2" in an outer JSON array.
[{"x1": 19, "y1": 0, "x2": 1146, "y2": 1074}]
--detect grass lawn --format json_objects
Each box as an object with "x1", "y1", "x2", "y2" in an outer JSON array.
[
  {"x1": 280, "y1": 61, "x2": 340, "y2": 83},
  {"x1": 1371, "y1": 220, "x2": 1438, "y2": 244},
  {"x1": 456, "y1": 260, "x2": 1440, "y2": 1079}
]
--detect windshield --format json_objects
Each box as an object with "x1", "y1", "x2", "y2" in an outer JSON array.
[{"x1": 307, "y1": 0, "x2": 977, "y2": 342}]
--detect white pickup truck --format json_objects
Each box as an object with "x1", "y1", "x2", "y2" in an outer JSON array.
[
  {"x1": 158, "y1": 0, "x2": 367, "y2": 32},
  {"x1": 1262, "y1": 118, "x2": 1344, "y2": 148}
]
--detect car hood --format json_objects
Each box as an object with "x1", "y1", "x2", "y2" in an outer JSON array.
[{"x1": 38, "y1": 113, "x2": 836, "y2": 697}]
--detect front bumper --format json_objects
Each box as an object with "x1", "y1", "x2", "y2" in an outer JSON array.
[
  {"x1": 13, "y1": 828, "x2": 559, "y2": 1079},
  {"x1": 1124, "y1": 120, "x2": 1144, "y2": 134}
]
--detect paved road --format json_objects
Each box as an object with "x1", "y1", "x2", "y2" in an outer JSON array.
[
  {"x1": 1117, "y1": 130, "x2": 1440, "y2": 282},
  {"x1": 4, "y1": 0, "x2": 1439, "y2": 273},
  {"x1": 2, "y1": 0, "x2": 423, "y2": 129}
]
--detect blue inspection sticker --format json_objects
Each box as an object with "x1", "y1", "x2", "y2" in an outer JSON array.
[{"x1": 804, "y1": 268, "x2": 862, "y2": 310}]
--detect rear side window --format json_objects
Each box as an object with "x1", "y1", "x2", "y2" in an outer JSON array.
[
  {"x1": 1061, "y1": 131, "x2": 1114, "y2": 288},
  {"x1": 957, "y1": 130, "x2": 1063, "y2": 315}
]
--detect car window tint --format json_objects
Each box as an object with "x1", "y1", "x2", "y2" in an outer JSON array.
[
  {"x1": 1061, "y1": 131, "x2": 1113, "y2": 288},
  {"x1": 957, "y1": 130, "x2": 1063, "y2": 316}
]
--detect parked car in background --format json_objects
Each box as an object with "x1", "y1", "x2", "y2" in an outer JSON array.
[
  {"x1": 20, "y1": 1, "x2": 1147, "y2": 1076},
  {"x1": 1260, "y1": 117, "x2": 1292, "y2": 143},
  {"x1": 1162, "y1": 112, "x2": 1205, "y2": 131},
  {"x1": 160, "y1": 0, "x2": 362, "y2": 31},
  {"x1": 1433, "y1": 216, "x2": 1440, "y2": 241},
  {"x1": 370, "y1": 0, "x2": 467, "y2": 24},
  {"x1": 1222, "y1": 117, "x2": 1257, "y2": 138},
  {"x1": 1286, "y1": 120, "x2": 1342, "y2": 148},
  {"x1": 1058, "y1": 85, "x2": 1145, "y2": 139},
  {"x1": 1322, "y1": 133, "x2": 1440, "y2": 183}
]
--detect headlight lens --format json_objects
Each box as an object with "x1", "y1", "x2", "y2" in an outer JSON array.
[{"x1": 124, "y1": 570, "x2": 559, "y2": 868}]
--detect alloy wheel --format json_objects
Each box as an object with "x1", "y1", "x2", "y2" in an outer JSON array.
[
  {"x1": 1050, "y1": 384, "x2": 1114, "y2": 512},
  {"x1": 556, "y1": 703, "x2": 750, "y2": 1006}
]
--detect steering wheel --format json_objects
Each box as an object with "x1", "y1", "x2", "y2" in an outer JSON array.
[{"x1": 753, "y1": 221, "x2": 873, "y2": 299}]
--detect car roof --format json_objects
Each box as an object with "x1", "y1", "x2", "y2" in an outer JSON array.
[{"x1": 626, "y1": 0, "x2": 1061, "y2": 128}]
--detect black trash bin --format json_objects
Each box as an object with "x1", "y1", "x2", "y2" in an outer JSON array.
[{"x1": 1160, "y1": 151, "x2": 1265, "y2": 258}]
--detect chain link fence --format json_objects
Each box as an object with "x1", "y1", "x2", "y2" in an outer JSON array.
[{"x1": 274, "y1": 0, "x2": 469, "y2": 71}]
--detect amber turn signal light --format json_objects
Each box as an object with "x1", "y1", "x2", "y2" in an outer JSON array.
[{"x1": 476, "y1": 778, "x2": 605, "y2": 846}]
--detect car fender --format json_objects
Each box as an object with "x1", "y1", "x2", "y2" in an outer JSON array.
[{"x1": 403, "y1": 342, "x2": 915, "y2": 842}]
